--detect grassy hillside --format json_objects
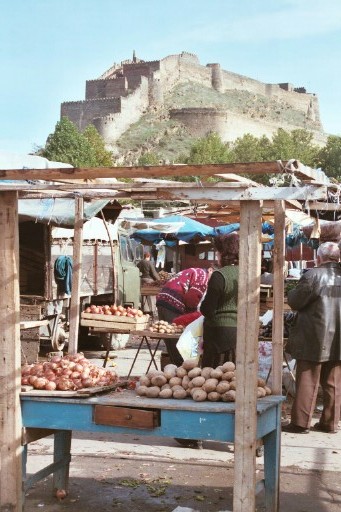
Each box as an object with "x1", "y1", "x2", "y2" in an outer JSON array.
[{"x1": 114, "y1": 82, "x2": 317, "y2": 164}]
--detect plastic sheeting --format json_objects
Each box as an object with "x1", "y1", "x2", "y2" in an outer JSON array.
[
  {"x1": 131, "y1": 215, "x2": 215, "y2": 244},
  {"x1": 0, "y1": 151, "x2": 109, "y2": 227},
  {"x1": 18, "y1": 197, "x2": 109, "y2": 227}
]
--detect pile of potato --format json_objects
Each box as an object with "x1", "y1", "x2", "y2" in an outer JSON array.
[
  {"x1": 148, "y1": 320, "x2": 184, "y2": 334},
  {"x1": 158, "y1": 270, "x2": 174, "y2": 281},
  {"x1": 137, "y1": 359, "x2": 272, "y2": 401}
]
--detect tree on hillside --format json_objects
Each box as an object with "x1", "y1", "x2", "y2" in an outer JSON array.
[
  {"x1": 267, "y1": 128, "x2": 319, "y2": 167},
  {"x1": 317, "y1": 135, "x2": 341, "y2": 180},
  {"x1": 41, "y1": 117, "x2": 112, "y2": 167},
  {"x1": 83, "y1": 124, "x2": 113, "y2": 166},
  {"x1": 185, "y1": 132, "x2": 231, "y2": 164},
  {"x1": 138, "y1": 152, "x2": 160, "y2": 166},
  {"x1": 230, "y1": 134, "x2": 272, "y2": 163}
]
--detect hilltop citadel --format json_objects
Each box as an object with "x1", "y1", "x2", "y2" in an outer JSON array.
[{"x1": 61, "y1": 51, "x2": 326, "y2": 156}]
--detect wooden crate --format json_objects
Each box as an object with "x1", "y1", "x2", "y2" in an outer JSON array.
[{"x1": 80, "y1": 312, "x2": 149, "y2": 331}]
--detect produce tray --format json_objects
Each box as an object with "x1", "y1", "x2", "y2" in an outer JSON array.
[
  {"x1": 20, "y1": 381, "x2": 127, "y2": 398},
  {"x1": 80, "y1": 312, "x2": 149, "y2": 331}
]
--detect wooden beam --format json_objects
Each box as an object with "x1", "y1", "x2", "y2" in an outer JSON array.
[
  {"x1": 0, "y1": 159, "x2": 327, "y2": 182},
  {"x1": 0, "y1": 191, "x2": 22, "y2": 511},
  {"x1": 12, "y1": 183, "x2": 330, "y2": 201},
  {"x1": 68, "y1": 197, "x2": 84, "y2": 354},
  {"x1": 0, "y1": 161, "x2": 287, "y2": 180},
  {"x1": 234, "y1": 200, "x2": 262, "y2": 512},
  {"x1": 272, "y1": 201, "x2": 286, "y2": 394}
]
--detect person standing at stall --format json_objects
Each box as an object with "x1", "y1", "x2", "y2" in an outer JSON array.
[
  {"x1": 200, "y1": 233, "x2": 239, "y2": 368},
  {"x1": 137, "y1": 252, "x2": 160, "y2": 313},
  {"x1": 156, "y1": 267, "x2": 211, "y2": 365},
  {"x1": 282, "y1": 241, "x2": 341, "y2": 434}
]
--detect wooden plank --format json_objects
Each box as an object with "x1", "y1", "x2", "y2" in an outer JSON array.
[
  {"x1": 20, "y1": 319, "x2": 49, "y2": 329},
  {"x1": 81, "y1": 312, "x2": 148, "y2": 324},
  {"x1": 9, "y1": 182, "x2": 330, "y2": 202},
  {"x1": 0, "y1": 160, "x2": 328, "y2": 182},
  {"x1": 272, "y1": 201, "x2": 286, "y2": 395},
  {"x1": 68, "y1": 197, "x2": 84, "y2": 354},
  {"x1": 0, "y1": 191, "x2": 22, "y2": 511},
  {"x1": 20, "y1": 382, "x2": 120, "y2": 398},
  {"x1": 234, "y1": 200, "x2": 262, "y2": 512},
  {"x1": 22, "y1": 427, "x2": 57, "y2": 445},
  {"x1": 82, "y1": 319, "x2": 147, "y2": 331}
]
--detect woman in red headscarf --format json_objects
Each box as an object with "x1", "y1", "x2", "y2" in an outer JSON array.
[{"x1": 156, "y1": 267, "x2": 211, "y2": 365}]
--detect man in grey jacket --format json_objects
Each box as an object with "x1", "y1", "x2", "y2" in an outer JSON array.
[{"x1": 283, "y1": 241, "x2": 341, "y2": 434}]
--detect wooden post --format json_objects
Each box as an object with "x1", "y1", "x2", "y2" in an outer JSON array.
[
  {"x1": 68, "y1": 197, "x2": 84, "y2": 354},
  {"x1": 234, "y1": 200, "x2": 262, "y2": 512},
  {"x1": 272, "y1": 201, "x2": 285, "y2": 394},
  {"x1": 0, "y1": 192, "x2": 22, "y2": 511},
  {"x1": 100, "y1": 210, "x2": 117, "y2": 303}
]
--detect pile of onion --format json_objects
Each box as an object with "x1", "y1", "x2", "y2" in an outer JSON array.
[{"x1": 21, "y1": 353, "x2": 118, "y2": 391}]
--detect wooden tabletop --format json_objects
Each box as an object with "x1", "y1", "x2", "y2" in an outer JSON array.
[
  {"x1": 20, "y1": 319, "x2": 50, "y2": 330},
  {"x1": 131, "y1": 329, "x2": 180, "y2": 339}
]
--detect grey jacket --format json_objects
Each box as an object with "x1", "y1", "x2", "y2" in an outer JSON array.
[{"x1": 286, "y1": 262, "x2": 341, "y2": 362}]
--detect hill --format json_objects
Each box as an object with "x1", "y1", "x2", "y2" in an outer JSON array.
[{"x1": 61, "y1": 51, "x2": 326, "y2": 164}]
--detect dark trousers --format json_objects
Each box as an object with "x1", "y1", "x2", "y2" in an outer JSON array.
[
  {"x1": 291, "y1": 359, "x2": 341, "y2": 431},
  {"x1": 201, "y1": 325, "x2": 237, "y2": 369},
  {"x1": 157, "y1": 305, "x2": 184, "y2": 366}
]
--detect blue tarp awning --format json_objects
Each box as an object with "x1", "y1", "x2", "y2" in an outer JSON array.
[
  {"x1": 131, "y1": 215, "x2": 215, "y2": 244},
  {"x1": 214, "y1": 222, "x2": 274, "y2": 236}
]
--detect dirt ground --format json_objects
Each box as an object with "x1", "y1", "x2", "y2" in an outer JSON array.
[{"x1": 23, "y1": 454, "x2": 341, "y2": 512}]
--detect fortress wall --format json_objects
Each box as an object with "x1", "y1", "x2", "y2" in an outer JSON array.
[
  {"x1": 86, "y1": 80, "x2": 106, "y2": 100},
  {"x1": 86, "y1": 77, "x2": 128, "y2": 99},
  {"x1": 179, "y1": 60, "x2": 211, "y2": 86},
  {"x1": 61, "y1": 97, "x2": 121, "y2": 131},
  {"x1": 93, "y1": 78, "x2": 149, "y2": 143},
  {"x1": 106, "y1": 77, "x2": 128, "y2": 97},
  {"x1": 221, "y1": 111, "x2": 326, "y2": 145},
  {"x1": 221, "y1": 69, "x2": 269, "y2": 95},
  {"x1": 221, "y1": 69, "x2": 321, "y2": 123},
  {"x1": 170, "y1": 108, "x2": 228, "y2": 138},
  {"x1": 149, "y1": 71, "x2": 163, "y2": 106},
  {"x1": 159, "y1": 54, "x2": 211, "y2": 94},
  {"x1": 125, "y1": 73, "x2": 145, "y2": 91},
  {"x1": 169, "y1": 108, "x2": 327, "y2": 146},
  {"x1": 122, "y1": 62, "x2": 160, "y2": 89},
  {"x1": 207, "y1": 63, "x2": 223, "y2": 92}
]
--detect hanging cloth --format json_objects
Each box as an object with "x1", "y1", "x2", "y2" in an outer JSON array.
[{"x1": 54, "y1": 255, "x2": 73, "y2": 295}]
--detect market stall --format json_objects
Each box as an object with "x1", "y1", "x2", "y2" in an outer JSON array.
[
  {"x1": 1, "y1": 160, "x2": 339, "y2": 512},
  {"x1": 21, "y1": 392, "x2": 283, "y2": 511}
]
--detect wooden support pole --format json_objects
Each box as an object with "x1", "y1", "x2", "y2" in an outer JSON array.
[
  {"x1": 234, "y1": 200, "x2": 262, "y2": 512},
  {"x1": 272, "y1": 201, "x2": 285, "y2": 394},
  {"x1": 68, "y1": 197, "x2": 84, "y2": 354},
  {"x1": 0, "y1": 192, "x2": 22, "y2": 511}
]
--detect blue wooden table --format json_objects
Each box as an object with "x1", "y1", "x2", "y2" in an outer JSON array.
[{"x1": 21, "y1": 392, "x2": 283, "y2": 511}]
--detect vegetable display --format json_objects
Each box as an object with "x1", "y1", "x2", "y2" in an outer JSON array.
[
  {"x1": 137, "y1": 359, "x2": 272, "y2": 401},
  {"x1": 83, "y1": 304, "x2": 145, "y2": 317},
  {"x1": 148, "y1": 320, "x2": 184, "y2": 334},
  {"x1": 21, "y1": 353, "x2": 118, "y2": 391}
]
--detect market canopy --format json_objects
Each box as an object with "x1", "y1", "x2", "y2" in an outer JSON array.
[
  {"x1": 130, "y1": 214, "x2": 215, "y2": 244},
  {"x1": 0, "y1": 151, "x2": 109, "y2": 227}
]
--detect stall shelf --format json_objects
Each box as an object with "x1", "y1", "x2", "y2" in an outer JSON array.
[{"x1": 21, "y1": 391, "x2": 284, "y2": 512}]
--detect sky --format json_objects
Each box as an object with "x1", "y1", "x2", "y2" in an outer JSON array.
[{"x1": 1, "y1": 0, "x2": 340, "y2": 155}]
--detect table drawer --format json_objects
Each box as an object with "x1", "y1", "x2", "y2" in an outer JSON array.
[{"x1": 94, "y1": 405, "x2": 160, "y2": 429}]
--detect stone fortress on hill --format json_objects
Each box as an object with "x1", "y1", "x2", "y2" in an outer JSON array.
[{"x1": 61, "y1": 51, "x2": 327, "y2": 152}]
